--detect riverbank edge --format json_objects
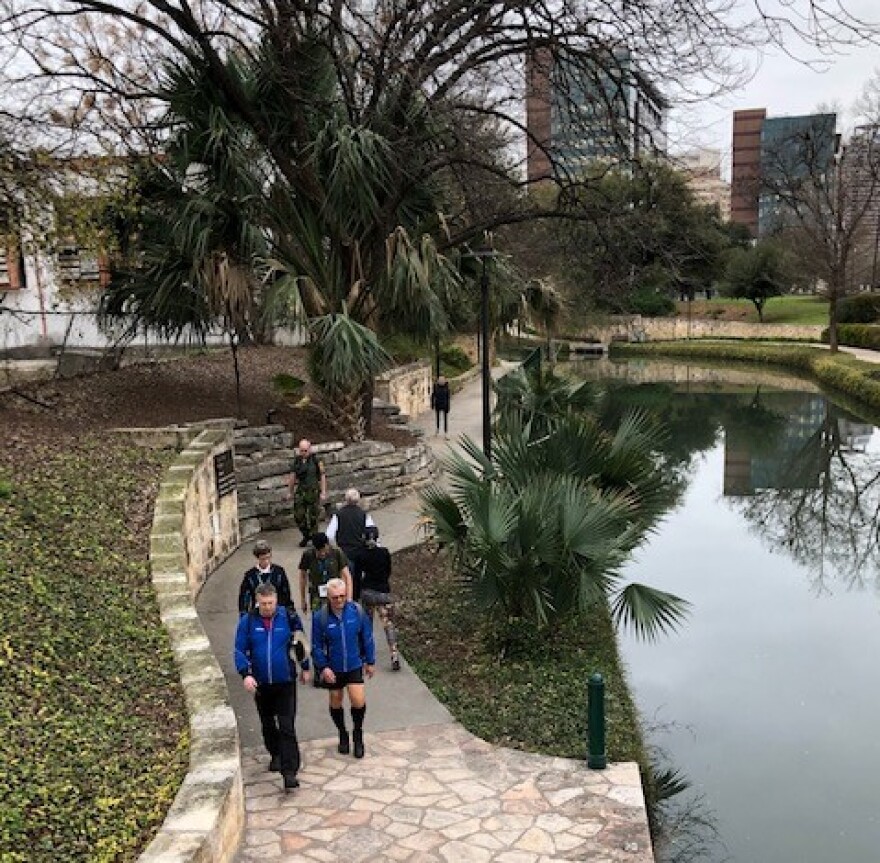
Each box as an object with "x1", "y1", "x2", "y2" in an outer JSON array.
[{"x1": 612, "y1": 340, "x2": 880, "y2": 423}]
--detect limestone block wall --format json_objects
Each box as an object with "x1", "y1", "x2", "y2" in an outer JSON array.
[
  {"x1": 139, "y1": 427, "x2": 244, "y2": 863},
  {"x1": 233, "y1": 427, "x2": 440, "y2": 538},
  {"x1": 374, "y1": 360, "x2": 433, "y2": 419},
  {"x1": 580, "y1": 316, "x2": 823, "y2": 344}
]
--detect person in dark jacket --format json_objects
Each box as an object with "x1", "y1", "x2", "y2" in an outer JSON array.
[
  {"x1": 359, "y1": 526, "x2": 400, "y2": 671},
  {"x1": 237, "y1": 539, "x2": 294, "y2": 615},
  {"x1": 298, "y1": 532, "x2": 352, "y2": 613},
  {"x1": 234, "y1": 582, "x2": 311, "y2": 791},
  {"x1": 430, "y1": 375, "x2": 451, "y2": 437},
  {"x1": 326, "y1": 487, "x2": 375, "y2": 600},
  {"x1": 312, "y1": 578, "x2": 376, "y2": 758}
]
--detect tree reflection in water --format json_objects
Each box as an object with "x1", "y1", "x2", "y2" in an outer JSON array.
[
  {"x1": 600, "y1": 379, "x2": 880, "y2": 592},
  {"x1": 723, "y1": 394, "x2": 880, "y2": 593},
  {"x1": 647, "y1": 739, "x2": 730, "y2": 863}
]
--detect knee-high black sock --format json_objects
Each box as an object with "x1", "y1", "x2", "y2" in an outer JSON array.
[
  {"x1": 351, "y1": 705, "x2": 366, "y2": 731},
  {"x1": 330, "y1": 706, "x2": 346, "y2": 732}
]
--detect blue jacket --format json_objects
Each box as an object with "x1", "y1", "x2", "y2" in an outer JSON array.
[
  {"x1": 234, "y1": 606, "x2": 310, "y2": 685},
  {"x1": 312, "y1": 601, "x2": 376, "y2": 674}
]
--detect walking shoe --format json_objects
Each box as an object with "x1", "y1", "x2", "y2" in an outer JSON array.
[
  {"x1": 353, "y1": 730, "x2": 365, "y2": 759},
  {"x1": 283, "y1": 773, "x2": 300, "y2": 791},
  {"x1": 268, "y1": 756, "x2": 281, "y2": 772},
  {"x1": 338, "y1": 730, "x2": 350, "y2": 755},
  {"x1": 391, "y1": 656, "x2": 401, "y2": 671}
]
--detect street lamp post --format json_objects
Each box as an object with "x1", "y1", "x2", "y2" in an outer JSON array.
[
  {"x1": 465, "y1": 242, "x2": 494, "y2": 460},
  {"x1": 480, "y1": 253, "x2": 491, "y2": 460}
]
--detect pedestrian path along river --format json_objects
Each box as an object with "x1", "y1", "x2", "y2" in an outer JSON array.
[{"x1": 196, "y1": 365, "x2": 654, "y2": 862}]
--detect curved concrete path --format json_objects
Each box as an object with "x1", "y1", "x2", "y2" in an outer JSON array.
[{"x1": 196, "y1": 364, "x2": 654, "y2": 862}]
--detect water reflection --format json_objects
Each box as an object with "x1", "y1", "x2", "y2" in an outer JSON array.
[
  {"x1": 599, "y1": 379, "x2": 880, "y2": 592},
  {"x1": 722, "y1": 396, "x2": 880, "y2": 593},
  {"x1": 590, "y1": 362, "x2": 880, "y2": 862}
]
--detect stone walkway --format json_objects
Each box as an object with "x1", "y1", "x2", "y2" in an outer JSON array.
[
  {"x1": 238, "y1": 725, "x2": 650, "y2": 862},
  {"x1": 198, "y1": 363, "x2": 654, "y2": 862}
]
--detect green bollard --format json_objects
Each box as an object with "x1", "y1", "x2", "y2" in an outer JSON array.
[{"x1": 587, "y1": 672, "x2": 607, "y2": 770}]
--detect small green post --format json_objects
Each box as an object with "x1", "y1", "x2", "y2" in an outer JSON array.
[{"x1": 587, "y1": 672, "x2": 607, "y2": 770}]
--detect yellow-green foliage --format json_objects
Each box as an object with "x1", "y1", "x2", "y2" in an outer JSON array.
[{"x1": 0, "y1": 438, "x2": 188, "y2": 863}]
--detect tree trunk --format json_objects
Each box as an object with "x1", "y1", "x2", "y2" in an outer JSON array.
[
  {"x1": 229, "y1": 329, "x2": 243, "y2": 417},
  {"x1": 828, "y1": 289, "x2": 839, "y2": 353}
]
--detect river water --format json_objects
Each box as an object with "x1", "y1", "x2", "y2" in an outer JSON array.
[{"x1": 582, "y1": 359, "x2": 880, "y2": 863}]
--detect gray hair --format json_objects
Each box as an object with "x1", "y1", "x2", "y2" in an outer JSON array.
[
  {"x1": 326, "y1": 577, "x2": 347, "y2": 595},
  {"x1": 255, "y1": 582, "x2": 277, "y2": 597},
  {"x1": 345, "y1": 487, "x2": 360, "y2": 504},
  {"x1": 252, "y1": 540, "x2": 272, "y2": 556}
]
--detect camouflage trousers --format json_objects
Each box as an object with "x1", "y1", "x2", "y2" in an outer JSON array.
[{"x1": 293, "y1": 484, "x2": 320, "y2": 537}]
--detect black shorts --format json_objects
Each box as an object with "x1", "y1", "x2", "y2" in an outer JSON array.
[{"x1": 318, "y1": 666, "x2": 365, "y2": 690}]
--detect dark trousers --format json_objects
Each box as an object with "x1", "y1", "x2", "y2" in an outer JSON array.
[
  {"x1": 435, "y1": 409, "x2": 448, "y2": 432},
  {"x1": 254, "y1": 681, "x2": 301, "y2": 775}
]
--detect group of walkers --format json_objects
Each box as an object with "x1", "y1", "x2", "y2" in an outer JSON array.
[
  {"x1": 233, "y1": 375, "x2": 452, "y2": 793},
  {"x1": 233, "y1": 486, "x2": 399, "y2": 793}
]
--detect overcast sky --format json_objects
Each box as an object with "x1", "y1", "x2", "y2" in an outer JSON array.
[{"x1": 668, "y1": 0, "x2": 880, "y2": 176}]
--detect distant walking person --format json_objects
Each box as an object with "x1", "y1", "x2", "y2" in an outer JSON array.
[
  {"x1": 312, "y1": 578, "x2": 376, "y2": 758},
  {"x1": 238, "y1": 539, "x2": 294, "y2": 615},
  {"x1": 326, "y1": 488, "x2": 375, "y2": 600},
  {"x1": 359, "y1": 526, "x2": 400, "y2": 671},
  {"x1": 234, "y1": 583, "x2": 311, "y2": 791},
  {"x1": 431, "y1": 375, "x2": 451, "y2": 437},
  {"x1": 288, "y1": 439, "x2": 327, "y2": 547}
]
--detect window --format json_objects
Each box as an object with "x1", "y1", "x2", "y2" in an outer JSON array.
[
  {"x1": 56, "y1": 242, "x2": 109, "y2": 287},
  {"x1": 0, "y1": 241, "x2": 24, "y2": 290}
]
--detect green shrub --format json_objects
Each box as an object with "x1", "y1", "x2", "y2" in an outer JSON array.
[
  {"x1": 380, "y1": 332, "x2": 425, "y2": 364},
  {"x1": 837, "y1": 294, "x2": 880, "y2": 324},
  {"x1": 0, "y1": 477, "x2": 10, "y2": 499},
  {"x1": 821, "y1": 324, "x2": 880, "y2": 350},
  {"x1": 629, "y1": 288, "x2": 676, "y2": 317},
  {"x1": 439, "y1": 343, "x2": 472, "y2": 372}
]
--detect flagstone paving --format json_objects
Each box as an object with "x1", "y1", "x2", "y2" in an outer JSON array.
[
  {"x1": 198, "y1": 365, "x2": 656, "y2": 862},
  {"x1": 237, "y1": 724, "x2": 653, "y2": 862}
]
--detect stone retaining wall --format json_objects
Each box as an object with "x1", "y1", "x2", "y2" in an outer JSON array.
[
  {"x1": 138, "y1": 427, "x2": 244, "y2": 863},
  {"x1": 374, "y1": 360, "x2": 433, "y2": 420},
  {"x1": 580, "y1": 316, "x2": 823, "y2": 344},
  {"x1": 234, "y1": 426, "x2": 439, "y2": 538}
]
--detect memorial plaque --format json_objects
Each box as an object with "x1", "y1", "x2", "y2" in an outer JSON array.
[{"x1": 214, "y1": 450, "x2": 236, "y2": 498}]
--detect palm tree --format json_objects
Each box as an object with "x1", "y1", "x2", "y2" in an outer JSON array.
[
  {"x1": 103, "y1": 40, "x2": 468, "y2": 439},
  {"x1": 422, "y1": 370, "x2": 688, "y2": 639}
]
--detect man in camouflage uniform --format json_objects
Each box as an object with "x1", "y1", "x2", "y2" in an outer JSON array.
[{"x1": 288, "y1": 439, "x2": 327, "y2": 547}]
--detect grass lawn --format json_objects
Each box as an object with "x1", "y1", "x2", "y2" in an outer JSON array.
[{"x1": 676, "y1": 295, "x2": 829, "y2": 326}]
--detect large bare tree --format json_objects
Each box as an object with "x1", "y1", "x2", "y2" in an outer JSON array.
[
  {"x1": 1, "y1": 1, "x2": 877, "y2": 436},
  {"x1": 760, "y1": 103, "x2": 880, "y2": 351}
]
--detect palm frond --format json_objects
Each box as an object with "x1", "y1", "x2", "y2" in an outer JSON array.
[{"x1": 611, "y1": 583, "x2": 691, "y2": 641}]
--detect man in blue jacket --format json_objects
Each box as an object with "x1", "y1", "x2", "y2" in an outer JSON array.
[
  {"x1": 234, "y1": 582, "x2": 311, "y2": 791},
  {"x1": 312, "y1": 577, "x2": 376, "y2": 758}
]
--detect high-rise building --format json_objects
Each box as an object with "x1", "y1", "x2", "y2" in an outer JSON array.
[
  {"x1": 730, "y1": 108, "x2": 766, "y2": 236},
  {"x1": 679, "y1": 147, "x2": 731, "y2": 218},
  {"x1": 839, "y1": 124, "x2": 880, "y2": 288},
  {"x1": 526, "y1": 47, "x2": 667, "y2": 182},
  {"x1": 758, "y1": 113, "x2": 837, "y2": 237}
]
